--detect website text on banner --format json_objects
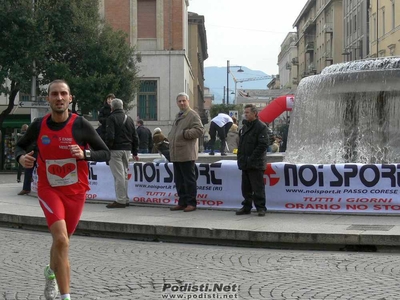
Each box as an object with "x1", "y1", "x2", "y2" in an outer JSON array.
[{"x1": 31, "y1": 161, "x2": 400, "y2": 213}]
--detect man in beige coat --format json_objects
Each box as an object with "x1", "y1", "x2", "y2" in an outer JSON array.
[{"x1": 168, "y1": 92, "x2": 204, "y2": 212}]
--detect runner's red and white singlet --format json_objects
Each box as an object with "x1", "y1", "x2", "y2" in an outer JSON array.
[{"x1": 37, "y1": 113, "x2": 89, "y2": 195}]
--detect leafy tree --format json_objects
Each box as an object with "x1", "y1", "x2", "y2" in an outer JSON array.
[
  {"x1": 0, "y1": 0, "x2": 139, "y2": 128},
  {"x1": 0, "y1": 0, "x2": 47, "y2": 127},
  {"x1": 37, "y1": 0, "x2": 139, "y2": 114}
]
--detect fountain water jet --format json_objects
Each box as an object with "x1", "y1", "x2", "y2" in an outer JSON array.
[{"x1": 285, "y1": 57, "x2": 400, "y2": 164}]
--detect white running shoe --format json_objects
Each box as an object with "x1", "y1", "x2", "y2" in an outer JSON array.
[{"x1": 44, "y1": 265, "x2": 59, "y2": 300}]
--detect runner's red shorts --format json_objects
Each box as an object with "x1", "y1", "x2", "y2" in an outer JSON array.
[{"x1": 38, "y1": 187, "x2": 86, "y2": 235}]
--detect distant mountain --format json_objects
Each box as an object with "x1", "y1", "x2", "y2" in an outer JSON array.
[{"x1": 204, "y1": 66, "x2": 272, "y2": 104}]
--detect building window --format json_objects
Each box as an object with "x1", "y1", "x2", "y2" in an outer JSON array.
[
  {"x1": 392, "y1": 2, "x2": 395, "y2": 30},
  {"x1": 382, "y1": 8, "x2": 385, "y2": 35},
  {"x1": 137, "y1": 0, "x2": 156, "y2": 38},
  {"x1": 373, "y1": 14, "x2": 377, "y2": 41},
  {"x1": 137, "y1": 80, "x2": 157, "y2": 121},
  {"x1": 354, "y1": 15, "x2": 357, "y2": 33}
]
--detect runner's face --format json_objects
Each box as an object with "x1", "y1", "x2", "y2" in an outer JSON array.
[{"x1": 47, "y1": 83, "x2": 72, "y2": 113}]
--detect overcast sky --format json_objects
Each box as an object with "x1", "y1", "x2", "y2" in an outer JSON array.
[{"x1": 188, "y1": 0, "x2": 309, "y2": 75}]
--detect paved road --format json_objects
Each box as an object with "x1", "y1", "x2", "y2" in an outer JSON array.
[{"x1": 2, "y1": 227, "x2": 400, "y2": 300}]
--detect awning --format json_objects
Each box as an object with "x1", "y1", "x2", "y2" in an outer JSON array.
[{"x1": 1, "y1": 115, "x2": 31, "y2": 128}]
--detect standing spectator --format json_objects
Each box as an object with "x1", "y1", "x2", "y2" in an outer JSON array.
[
  {"x1": 280, "y1": 124, "x2": 289, "y2": 152},
  {"x1": 16, "y1": 124, "x2": 29, "y2": 183},
  {"x1": 105, "y1": 98, "x2": 139, "y2": 208},
  {"x1": 271, "y1": 135, "x2": 282, "y2": 153},
  {"x1": 17, "y1": 124, "x2": 38, "y2": 196},
  {"x1": 136, "y1": 119, "x2": 153, "y2": 153},
  {"x1": 226, "y1": 121, "x2": 239, "y2": 153},
  {"x1": 98, "y1": 93, "x2": 115, "y2": 141},
  {"x1": 152, "y1": 127, "x2": 170, "y2": 161},
  {"x1": 17, "y1": 146, "x2": 37, "y2": 196},
  {"x1": 236, "y1": 104, "x2": 270, "y2": 217},
  {"x1": 15, "y1": 79, "x2": 110, "y2": 300},
  {"x1": 168, "y1": 92, "x2": 203, "y2": 212},
  {"x1": 208, "y1": 113, "x2": 233, "y2": 156}
]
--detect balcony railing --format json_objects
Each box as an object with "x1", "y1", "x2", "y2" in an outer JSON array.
[
  {"x1": 305, "y1": 42, "x2": 315, "y2": 53},
  {"x1": 323, "y1": 23, "x2": 333, "y2": 33},
  {"x1": 323, "y1": 51, "x2": 333, "y2": 61},
  {"x1": 302, "y1": 18, "x2": 316, "y2": 32},
  {"x1": 307, "y1": 63, "x2": 317, "y2": 74}
]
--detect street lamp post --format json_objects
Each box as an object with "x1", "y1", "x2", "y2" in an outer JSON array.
[
  {"x1": 227, "y1": 60, "x2": 230, "y2": 105},
  {"x1": 226, "y1": 60, "x2": 244, "y2": 105}
]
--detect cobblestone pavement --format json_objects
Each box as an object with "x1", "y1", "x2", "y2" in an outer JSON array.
[{"x1": 2, "y1": 227, "x2": 400, "y2": 300}]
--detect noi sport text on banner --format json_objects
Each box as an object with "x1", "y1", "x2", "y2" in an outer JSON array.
[{"x1": 31, "y1": 161, "x2": 400, "y2": 214}]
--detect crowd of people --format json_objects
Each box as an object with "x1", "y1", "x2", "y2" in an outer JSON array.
[{"x1": 15, "y1": 80, "x2": 281, "y2": 299}]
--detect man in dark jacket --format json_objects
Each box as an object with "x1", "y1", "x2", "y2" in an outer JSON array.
[
  {"x1": 105, "y1": 99, "x2": 139, "y2": 208},
  {"x1": 236, "y1": 104, "x2": 270, "y2": 217},
  {"x1": 136, "y1": 119, "x2": 153, "y2": 153},
  {"x1": 98, "y1": 93, "x2": 115, "y2": 141}
]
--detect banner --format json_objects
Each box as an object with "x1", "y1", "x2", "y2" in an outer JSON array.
[
  {"x1": 266, "y1": 163, "x2": 400, "y2": 213},
  {"x1": 32, "y1": 161, "x2": 400, "y2": 213},
  {"x1": 87, "y1": 160, "x2": 243, "y2": 209}
]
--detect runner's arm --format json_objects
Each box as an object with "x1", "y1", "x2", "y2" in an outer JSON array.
[
  {"x1": 15, "y1": 119, "x2": 41, "y2": 163},
  {"x1": 74, "y1": 117, "x2": 110, "y2": 162}
]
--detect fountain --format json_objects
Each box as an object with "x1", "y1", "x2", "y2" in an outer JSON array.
[{"x1": 285, "y1": 57, "x2": 400, "y2": 164}]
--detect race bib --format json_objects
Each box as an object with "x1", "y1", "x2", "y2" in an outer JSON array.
[{"x1": 45, "y1": 158, "x2": 78, "y2": 187}]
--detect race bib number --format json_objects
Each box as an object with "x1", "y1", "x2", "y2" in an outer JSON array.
[{"x1": 46, "y1": 158, "x2": 78, "y2": 187}]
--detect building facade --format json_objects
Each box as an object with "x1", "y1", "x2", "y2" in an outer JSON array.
[
  {"x1": 278, "y1": 32, "x2": 298, "y2": 88},
  {"x1": 100, "y1": 0, "x2": 196, "y2": 132},
  {"x1": 343, "y1": 0, "x2": 370, "y2": 61},
  {"x1": 188, "y1": 11, "x2": 208, "y2": 125},
  {"x1": 369, "y1": 0, "x2": 400, "y2": 57},
  {"x1": 293, "y1": 0, "x2": 344, "y2": 79}
]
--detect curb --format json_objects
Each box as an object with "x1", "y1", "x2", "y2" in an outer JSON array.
[{"x1": 2, "y1": 213, "x2": 400, "y2": 251}]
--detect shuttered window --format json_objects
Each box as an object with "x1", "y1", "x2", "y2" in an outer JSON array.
[{"x1": 138, "y1": 80, "x2": 157, "y2": 121}]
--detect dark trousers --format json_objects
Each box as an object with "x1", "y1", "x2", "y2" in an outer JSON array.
[
  {"x1": 22, "y1": 166, "x2": 35, "y2": 191},
  {"x1": 209, "y1": 121, "x2": 233, "y2": 153},
  {"x1": 173, "y1": 161, "x2": 197, "y2": 207},
  {"x1": 17, "y1": 164, "x2": 23, "y2": 181},
  {"x1": 241, "y1": 169, "x2": 266, "y2": 211}
]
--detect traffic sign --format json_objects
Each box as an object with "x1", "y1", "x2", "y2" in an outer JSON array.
[
  {"x1": 18, "y1": 101, "x2": 50, "y2": 108},
  {"x1": 229, "y1": 110, "x2": 238, "y2": 119}
]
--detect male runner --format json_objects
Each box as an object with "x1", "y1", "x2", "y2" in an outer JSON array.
[{"x1": 15, "y1": 79, "x2": 110, "y2": 300}]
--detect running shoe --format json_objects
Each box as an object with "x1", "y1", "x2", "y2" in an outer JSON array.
[{"x1": 44, "y1": 265, "x2": 59, "y2": 300}]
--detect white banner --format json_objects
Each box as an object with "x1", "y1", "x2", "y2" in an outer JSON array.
[
  {"x1": 266, "y1": 163, "x2": 400, "y2": 213},
  {"x1": 86, "y1": 160, "x2": 242, "y2": 209},
  {"x1": 32, "y1": 161, "x2": 400, "y2": 213}
]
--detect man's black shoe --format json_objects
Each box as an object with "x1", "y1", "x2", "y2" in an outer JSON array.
[
  {"x1": 18, "y1": 190, "x2": 31, "y2": 195},
  {"x1": 257, "y1": 209, "x2": 266, "y2": 217},
  {"x1": 235, "y1": 208, "x2": 251, "y2": 215},
  {"x1": 106, "y1": 201, "x2": 126, "y2": 208},
  {"x1": 208, "y1": 152, "x2": 215, "y2": 156}
]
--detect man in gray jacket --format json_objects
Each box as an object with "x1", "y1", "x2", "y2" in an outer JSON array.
[
  {"x1": 106, "y1": 99, "x2": 139, "y2": 208},
  {"x1": 168, "y1": 92, "x2": 204, "y2": 212}
]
